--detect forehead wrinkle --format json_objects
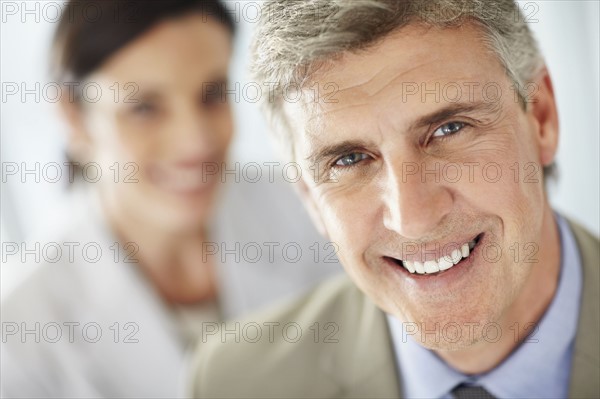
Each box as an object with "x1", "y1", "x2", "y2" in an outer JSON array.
[
  {"x1": 306, "y1": 58, "x2": 460, "y2": 140},
  {"x1": 322, "y1": 57, "x2": 439, "y2": 101},
  {"x1": 362, "y1": 60, "x2": 441, "y2": 99}
]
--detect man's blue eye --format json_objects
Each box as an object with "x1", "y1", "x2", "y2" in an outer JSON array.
[
  {"x1": 335, "y1": 152, "x2": 369, "y2": 167},
  {"x1": 433, "y1": 121, "x2": 465, "y2": 137}
]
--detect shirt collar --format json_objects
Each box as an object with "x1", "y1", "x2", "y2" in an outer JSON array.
[{"x1": 387, "y1": 213, "x2": 583, "y2": 399}]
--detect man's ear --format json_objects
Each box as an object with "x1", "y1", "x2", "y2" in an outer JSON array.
[
  {"x1": 59, "y1": 97, "x2": 93, "y2": 162},
  {"x1": 294, "y1": 178, "x2": 329, "y2": 239},
  {"x1": 528, "y1": 67, "x2": 559, "y2": 167}
]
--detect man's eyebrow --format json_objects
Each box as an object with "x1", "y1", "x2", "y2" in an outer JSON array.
[
  {"x1": 307, "y1": 139, "x2": 374, "y2": 166},
  {"x1": 409, "y1": 101, "x2": 499, "y2": 131}
]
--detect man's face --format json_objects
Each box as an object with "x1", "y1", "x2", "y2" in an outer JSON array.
[{"x1": 290, "y1": 23, "x2": 556, "y2": 349}]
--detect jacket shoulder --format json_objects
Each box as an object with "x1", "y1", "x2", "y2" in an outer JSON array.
[
  {"x1": 189, "y1": 275, "x2": 366, "y2": 398},
  {"x1": 568, "y1": 220, "x2": 599, "y2": 260},
  {"x1": 567, "y1": 219, "x2": 600, "y2": 398}
]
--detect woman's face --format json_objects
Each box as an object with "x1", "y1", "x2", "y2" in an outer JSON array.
[{"x1": 69, "y1": 14, "x2": 233, "y2": 233}]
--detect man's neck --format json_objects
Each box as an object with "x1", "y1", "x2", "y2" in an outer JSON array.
[{"x1": 436, "y1": 207, "x2": 561, "y2": 374}]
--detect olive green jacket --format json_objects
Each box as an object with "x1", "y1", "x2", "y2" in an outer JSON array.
[{"x1": 190, "y1": 221, "x2": 599, "y2": 398}]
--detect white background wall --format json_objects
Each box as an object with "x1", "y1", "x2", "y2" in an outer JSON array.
[{"x1": 1, "y1": 1, "x2": 599, "y2": 296}]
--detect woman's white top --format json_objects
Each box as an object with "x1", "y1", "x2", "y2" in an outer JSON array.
[{"x1": 0, "y1": 177, "x2": 341, "y2": 398}]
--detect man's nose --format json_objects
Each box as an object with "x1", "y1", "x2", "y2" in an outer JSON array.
[{"x1": 382, "y1": 159, "x2": 453, "y2": 239}]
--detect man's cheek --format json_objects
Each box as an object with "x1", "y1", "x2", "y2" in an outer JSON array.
[{"x1": 322, "y1": 210, "x2": 362, "y2": 259}]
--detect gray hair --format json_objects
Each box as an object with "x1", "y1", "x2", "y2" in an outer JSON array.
[{"x1": 250, "y1": 0, "x2": 554, "y2": 181}]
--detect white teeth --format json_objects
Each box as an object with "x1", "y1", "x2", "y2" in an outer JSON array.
[
  {"x1": 414, "y1": 261, "x2": 425, "y2": 274},
  {"x1": 451, "y1": 249, "x2": 462, "y2": 265},
  {"x1": 398, "y1": 238, "x2": 478, "y2": 275},
  {"x1": 424, "y1": 260, "x2": 439, "y2": 274},
  {"x1": 438, "y1": 256, "x2": 454, "y2": 271},
  {"x1": 461, "y1": 243, "x2": 470, "y2": 258}
]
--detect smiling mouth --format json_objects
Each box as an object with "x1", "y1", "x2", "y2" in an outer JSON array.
[{"x1": 386, "y1": 233, "x2": 484, "y2": 276}]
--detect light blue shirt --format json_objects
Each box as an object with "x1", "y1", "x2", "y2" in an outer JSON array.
[{"x1": 387, "y1": 214, "x2": 583, "y2": 399}]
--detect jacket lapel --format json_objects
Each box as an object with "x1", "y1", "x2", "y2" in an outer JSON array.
[{"x1": 319, "y1": 283, "x2": 402, "y2": 398}]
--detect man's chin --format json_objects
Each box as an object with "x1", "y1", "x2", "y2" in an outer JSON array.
[
  {"x1": 395, "y1": 311, "x2": 500, "y2": 351},
  {"x1": 414, "y1": 329, "x2": 486, "y2": 351}
]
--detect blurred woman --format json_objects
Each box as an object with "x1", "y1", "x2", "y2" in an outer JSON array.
[{"x1": 0, "y1": 1, "x2": 339, "y2": 397}]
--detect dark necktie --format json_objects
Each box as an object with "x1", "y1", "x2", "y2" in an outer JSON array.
[{"x1": 451, "y1": 383, "x2": 496, "y2": 399}]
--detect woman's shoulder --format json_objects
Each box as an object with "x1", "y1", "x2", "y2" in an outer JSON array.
[
  {"x1": 1, "y1": 225, "x2": 103, "y2": 321},
  {"x1": 1, "y1": 194, "x2": 128, "y2": 320}
]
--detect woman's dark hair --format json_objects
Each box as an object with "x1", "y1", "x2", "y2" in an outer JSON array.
[{"x1": 52, "y1": 0, "x2": 235, "y2": 83}]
